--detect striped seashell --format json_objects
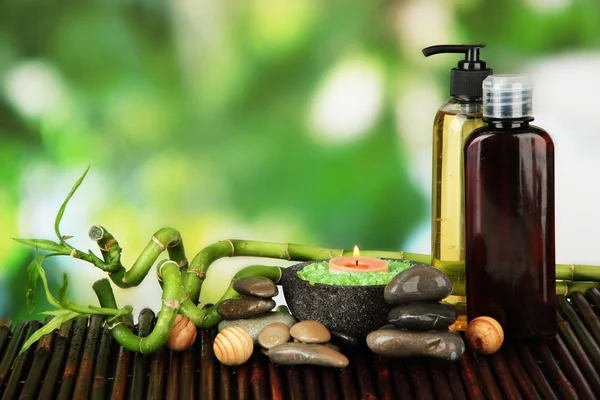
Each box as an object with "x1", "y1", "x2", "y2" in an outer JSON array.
[{"x1": 213, "y1": 326, "x2": 254, "y2": 366}]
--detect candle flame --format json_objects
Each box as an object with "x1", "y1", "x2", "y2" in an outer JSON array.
[{"x1": 353, "y1": 245, "x2": 360, "y2": 257}]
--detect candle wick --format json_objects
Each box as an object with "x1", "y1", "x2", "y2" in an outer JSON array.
[{"x1": 355, "y1": 260, "x2": 358, "y2": 266}]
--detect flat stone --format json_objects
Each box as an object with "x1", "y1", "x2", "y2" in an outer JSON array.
[
  {"x1": 388, "y1": 303, "x2": 458, "y2": 330},
  {"x1": 268, "y1": 343, "x2": 349, "y2": 368},
  {"x1": 366, "y1": 329, "x2": 465, "y2": 361},
  {"x1": 290, "y1": 320, "x2": 331, "y2": 344},
  {"x1": 330, "y1": 330, "x2": 362, "y2": 349},
  {"x1": 216, "y1": 296, "x2": 275, "y2": 320},
  {"x1": 233, "y1": 276, "x2": 279, "y2": 298},
  {"x1": 384, "y1": 265, "x2": 453, "y2": 304},
  {"x1": 218, "y1": 312, "x2": 297, "y2": 343},
  {"x1": 258, "y1": 323, "x2": 291, "y2": 349}
]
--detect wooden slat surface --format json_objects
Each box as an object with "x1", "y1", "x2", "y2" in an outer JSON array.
[{"x1": 1, "y1": 290, "x2": 600, "y2": 399}]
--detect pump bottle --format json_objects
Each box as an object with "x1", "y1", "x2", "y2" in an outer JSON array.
[
  {"x1": 422, "y1": 45, "x2": 493, "y2": 272},
  {"x1": 464, "y1": 75, "x2": 556, "y2": 340}
]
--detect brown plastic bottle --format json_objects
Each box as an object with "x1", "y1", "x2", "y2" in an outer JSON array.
[{"x1": 464, "y1": 75, "x2": 556, "y2": 340}]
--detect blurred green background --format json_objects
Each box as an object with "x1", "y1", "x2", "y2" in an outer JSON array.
[{"x1": 1, "y1": 0, "x2": 599, "y2": 321}]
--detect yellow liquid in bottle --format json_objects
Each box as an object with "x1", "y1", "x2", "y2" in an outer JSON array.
[{"x1": 431, "y1": 100, "x2": 484, "y2": 272}]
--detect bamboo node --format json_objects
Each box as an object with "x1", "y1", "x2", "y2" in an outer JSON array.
[
  {"x1": 140, "y1": 338, "x2": 145, "y2": 354},
  {"x1": 326, "y1": 251, "x2": 333, "y2": 259},
  {"x1": 108, "y1": 320, "x2": 125, "y2": 330},
  {"x1": 179, "y1": 259, "x2": 188, "y2": 268},
  {"x1": 339, "y1": 249, "x2": 344, "y2": 257},
  {"x1": 226, "y1": 239, "x2": 235, "y2": 256},
  {"x1": 163, "y1": 299, "x2": 180, "y2": 310},
  {"x1": 70, "y1": 249, "x2": 80, "y2": 258},
  {"x1": 152, "y1": 236, "x2": 167, "y2": 252},
  {"x1": 570, "y1": 264, "x2": 575, "y2": 281},
  {"x1": 100, "y1": 238, "x2": 116, "y2": 252},
  {"x1": 285, "y1": 243, "x2": 291, "y2": 260},
  {"x1": 187, "y1": 269, "x2": 206, "y2": 279},
  {"x1": 564, "y1": 281, "x2": 569, "y2": 296}
]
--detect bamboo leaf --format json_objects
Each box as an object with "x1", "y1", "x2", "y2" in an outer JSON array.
[
  {"x1": 55, "y1": 165, "x2": 90, "y2": 243},
  {"x1": 57, "y1": 273, "x2": 69, "y2": 307},
  {"x1": 25, "y1": 255, "x2": 41, "y2": 314},
  {"x1": 35, "y1": 257, "x2": 60, "y2": 308},
  {"x1": 12, "y1": 238, "x2": 67, "y2": 254},
  {"x1": 18, "y1": 311, "x2": 80, "y2": 357}
]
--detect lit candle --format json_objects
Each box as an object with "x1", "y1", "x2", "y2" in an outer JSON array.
[{"x1": 328, "y1": 245, "x2": 389, "y2": 273}]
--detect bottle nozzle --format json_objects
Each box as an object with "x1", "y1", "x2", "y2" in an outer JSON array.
[{"x1": 422, "y1": 44, "x2": 493, "y2": 99}]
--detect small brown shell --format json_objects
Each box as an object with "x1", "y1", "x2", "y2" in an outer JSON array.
[{"x1": 213, "y1": 327, "x2": 254, "y2": 366}]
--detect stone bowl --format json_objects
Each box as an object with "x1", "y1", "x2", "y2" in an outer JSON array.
[{"x1": 280, "y1": 259, "x2": 428, "y2": 339}]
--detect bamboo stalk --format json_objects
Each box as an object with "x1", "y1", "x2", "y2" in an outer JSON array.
[
  {"x1": 236, "y1": 361, "x2": 250, "y2": 400},
  {"x1": 533, "y1": 341, "x2": 577, "y2": 400},
  {"x1": 556, "y1": 294, "x2": 600, "y2": 370},
  {"x1": 110, "y1": 324, "x2": 134, "y2": 400},
  {"x1": 319, "y1": 367, "x2": 339, "y2": 400},
  {"x1": 489, "y1": 352, "x2": 522, "y2": 400},
  {"x1": 457, "y1": 352, "x2": 485, "y2": 400},
  {"x1": 407, "y1": 361, "x2": 435, "y2": 400},
  {"x1": 474, "y1": 355, "x2": 503, "y2": 400},
  {"x1": 73, "y1": 314, "x2": 103, "y2": 399},
  {"x1": 503, "y1": 347, "x2": 540, "y2": 400},
  {"x1": 199, "y1": 329, "x2": 216, "y2": 400},
  {"x1": 285, "y1": 367, "x2": 304, "y2": 400},
  {"x1": 555, "y1": 310, "x2": 600, "y2": 393},
  {"x1": 353, "y1": 352, "x2": 377, "y2": 399},
  {"x1": 57, "y1": 316, "x2": 88, "y2": 400},
  {"x1": 38, "y1": 320, "x2": 74, "y2": 400},
  {"x1": 129, "y1": 309, "x2": 155, "y2": 400},
  {"x1": 518, "y1": 344, "x2": 558, "y2": 400},
  {"x1": 0, "y1": 319, "x2": 27, "y2": 388},
  {"x1": 301, "y1": 365, "x2": 322, "y2": 400},
  {"x1": 93, "y1": 261, "x2": 180, "y2": 353},
  {"x1": 0, "y1": 318, "x2": 12, "y2": 361},
  {"x1": 373, "y1": 355, "x2": 393, "y2": 400},
  {"x1": 180, "y1": 350, "x2": 195, "y2": 400},
  {"x1": 250, "y1": 351, "x2": 268, "y2": 400},
  {"x1": 19, "y1": 316, "x2": 54, "y2": 399},
  {"x1": 549, "y1": 334, "x2": 597, "y2": 400},
  {"x1": 1, "y1": 320, "x2": 42, "y2": 400},
  {"x1": 427, "y1": 362, "x2": 453, "y2": 400},
  {"x1": 585, "y1": 287, "x2": 600, "y2": 309},
  {"x1": 147, "y1": 348, "x2": 166, "y2": 400},
  {"x1": 389, "y1": 359, "x2": 413, "y2": 399},
  {"x1": 165, "y1": 351, "x2": 180, "y2": 400},
  {"x1": 570, "y1": 291, "x2": 600, "y2": 344},
  {"x1": 91, "y1": 323, "x2": 114, "y2": 400},
  {"x1": 444, "y1": 363, "x2": 467, "y2": 400},
  {"x1": 219, "y1": 362, "x2": 234, "y2": 400}
]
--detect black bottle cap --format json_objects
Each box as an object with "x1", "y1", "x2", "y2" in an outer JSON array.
[{"x1": 422, "y1": 44, "x2": 493, "y2": 100}]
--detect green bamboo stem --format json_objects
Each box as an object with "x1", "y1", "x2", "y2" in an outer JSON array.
[
  {"x1": 184, "y1": 240, "x2": 430, "y2": 303},
  {"x1": 93, "y1": 260, "x2": 180, "y2": 353},
  {"x1": 90, "y1": 226, "x2": 187, "y2": 288}
]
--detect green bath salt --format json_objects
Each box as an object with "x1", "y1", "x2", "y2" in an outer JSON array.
[{"x1": 297, "y1": 260, "x2": 412, "y2": 286}]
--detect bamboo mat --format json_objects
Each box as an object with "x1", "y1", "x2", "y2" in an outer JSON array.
[{"x1": 1, "y1": 289, "x2": 600, "y2": 399}]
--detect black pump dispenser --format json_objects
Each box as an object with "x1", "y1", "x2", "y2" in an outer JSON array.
[{"x1": 422, "y1": 44, "x2": 493, "y2": 99}]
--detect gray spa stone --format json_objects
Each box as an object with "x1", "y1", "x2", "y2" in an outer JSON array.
[
  {"x1": 388, "y1": 302, "x2": 458, "y2": 330},
  {"x1": 218, "y1": 312, "x2": 296, "y2": 343},
  {"x1": 384, "y1": 265, "x2": 453, "y2": 304},
  {"x1": 268, "y1": 343, "x2": 349, "y2": 368},
  {"x1": 233, "y1": 276, "x2": 279, "y2": 298},
  {"x1": 216, "y1": 296, "x2": 275, "y2": 320},
  {"x1": 366, "y1": 329, "x2": 465, "y2": 361}
]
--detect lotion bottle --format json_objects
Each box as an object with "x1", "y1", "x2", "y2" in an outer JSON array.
[
  {"x1": 422, "y1": 45, "x2": 493, "y2": 272},
  {"x1": 464, "y1": 75, "x2": 556, "y2": 340}
]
